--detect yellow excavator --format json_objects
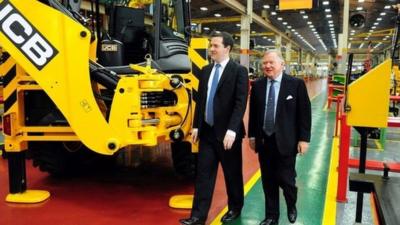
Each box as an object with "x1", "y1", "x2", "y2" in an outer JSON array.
[{"x1": 0, "y1": 0, "x2": 208, "y2": 203}]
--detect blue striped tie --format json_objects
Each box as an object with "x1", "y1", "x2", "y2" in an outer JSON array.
[
  {"x1": 263, "y1": 79, "x2": 275, "y2": 136},
  {"x1": 205, "y1": 64, "x2": 221, "y2": 126}
]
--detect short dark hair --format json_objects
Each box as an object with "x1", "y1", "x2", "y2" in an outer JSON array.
[{"x1": 210, "y1": 31, "x2": 234, "y2": 52}]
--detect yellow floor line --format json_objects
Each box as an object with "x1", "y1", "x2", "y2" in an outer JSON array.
[
  {"x1": 311, "y1": 90, "x2": 323, "y2": 101},
  {"x1": 323, "y1": 102, "x2": 328, "y2": 111},
  {"x1": 374, "y1": 140, "x2": 383, "y2": 151},
  {"x1": 322, "y1": 137, "x2": 339, "y2": 225},
  {"x1": 210, "y1": 170, "x2": 261, "y2": 225}
]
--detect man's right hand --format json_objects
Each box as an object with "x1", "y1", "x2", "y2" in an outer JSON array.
[
  {"x1": 191, "y1": 128, "x2": 199, "y2": 143},
  {"x1": 249, "y1": 138, "x2": 256, "y2": 151}
]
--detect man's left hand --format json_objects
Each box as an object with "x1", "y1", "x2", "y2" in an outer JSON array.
[
  {"x1": 297, "y1": 141, "x2": 309, "y2": 155},
  {"x1": 223, "y1": 132, "x2": 236, "y2": 150}
]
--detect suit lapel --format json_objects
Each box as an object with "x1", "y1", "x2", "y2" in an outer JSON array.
[
  {"x1": 216, "y1": 60, "x2": 233, "y2": 91},
  {"x1": 202, "y1": 64, "x2": 213, "y2": 95},
  {"x1": 260, "y1": 77, "x2": 268, "y2": 119},
  {"x1": 276, "y1": 74, "x2": 289, "y2": 116}
]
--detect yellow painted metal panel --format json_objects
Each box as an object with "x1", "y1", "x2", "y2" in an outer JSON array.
[
  {"x1": 0, "y1": 0, "x2": 123, "y2": 154},
  {"x1": 6, "y1": 190, "x2": 50, "y2": 203},
  {"x1": 279, "y1": 0, "x2": 313, "y2": 10},
  {"x1": 347, "y1": 59, "x2": 391, "y2": 128}
]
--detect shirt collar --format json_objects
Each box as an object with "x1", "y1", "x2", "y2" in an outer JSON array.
[
  {"x1": 215, "y1": 57, "x2": 230, "y2": 69},
  {"x1": 268, "y1": 72, "x2": 283, "y2": 83}
]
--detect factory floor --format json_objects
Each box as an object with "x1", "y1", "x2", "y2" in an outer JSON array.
[{"x1": 2, "y1": 77, "x2": 397, "y2": 225}]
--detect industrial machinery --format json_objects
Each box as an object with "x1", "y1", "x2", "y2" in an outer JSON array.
[{"x1": 0, "y1": 0, "x2": 208, "y2": 203}]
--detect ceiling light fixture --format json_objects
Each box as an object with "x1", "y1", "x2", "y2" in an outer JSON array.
[
  {"x1": 214, "y1": 13, "x2": 221, "y2": 17},
  {"x1": 200, "y1": 7, "x2": 208, "y2": 11}
]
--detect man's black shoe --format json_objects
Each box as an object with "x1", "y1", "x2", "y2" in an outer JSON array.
[
  {"x1": 287, "y1": 206, "x2": 297, "y2": 223},
  {"x1": 220, "y1": 210, "x2": 241, "y2": 223},
  {"x1": 179, "y1": 217, "x2": 205, "y2": 225},
  {"x1": 259, "y1": 218, "x2": 278, "y2": 225}
]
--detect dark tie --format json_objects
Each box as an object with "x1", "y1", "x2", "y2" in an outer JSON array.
[
  {"x1": 205, "y1": 64, "x2": 221, "y2": 126},
  {"x1": 263, "y1": 79, "x2": 275, "y2": 136}
]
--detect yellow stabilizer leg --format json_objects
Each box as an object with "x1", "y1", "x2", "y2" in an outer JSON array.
[
  {"x1": 6, "y1": 190, "x2": 50, "y2": 203},
  {"x1": 169, "y1": 195, "x2": 193, "y2": 209}
]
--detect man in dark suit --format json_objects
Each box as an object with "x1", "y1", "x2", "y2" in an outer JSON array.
[
  {"x1": 248, "y1": 50, "x2": 311, "y2": 225},
  {"x1": 179, "y1": 32, "x2": 249, "y2": 225}
]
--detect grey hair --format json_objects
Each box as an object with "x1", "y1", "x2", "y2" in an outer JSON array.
[{"x1": 264, "y1": 49, "x2": 285, "y2": 63}]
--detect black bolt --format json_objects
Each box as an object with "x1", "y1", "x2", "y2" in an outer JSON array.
[
  {"x1": 108, "y1": 143, "x2": 116, "y2": 150},
  {"x1": 80, "y1": 31, "x2": 87, "y2": 37},
  {"x1": 119, "y1": 88, "x2": 125, "y2": 93}
]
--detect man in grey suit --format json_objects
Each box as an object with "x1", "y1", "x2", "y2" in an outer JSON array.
[{"x1": 248, "y1": 50, "x2": 311, "y2": 225}]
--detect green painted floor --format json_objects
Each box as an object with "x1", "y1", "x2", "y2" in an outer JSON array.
[{"x1": 230, "y1": 92, "x2": 337, "y2": 225}]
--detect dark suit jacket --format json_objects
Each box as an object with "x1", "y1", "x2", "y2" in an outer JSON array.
[
  {"x1": 248, "y1": 74, "x2": 311, "y2": 156},
  {"x1": 193, "y1": 60, "x2": 249, "y2": 141}
]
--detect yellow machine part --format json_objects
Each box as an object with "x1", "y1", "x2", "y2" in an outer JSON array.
[
  {"x1": 6, "y1": 190, "x2": 50, "y2": 203},
  {"x1": 0, "y1": 0, "x2": 122, "y2": 154},
  {"x1": 346, "y1": 59, "x2": 392, "y2": 128},
  {"x1": 0, "y1": 0, "x2": 192, "y2": 154},
  {"x1": 168, "y1": 194, "x2": 193, "y2": 209},
  {"x1": 187, "y1": 38, "x2": 209, "y2": 152}
]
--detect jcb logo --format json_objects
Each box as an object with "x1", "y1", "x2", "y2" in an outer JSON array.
[
  {"x1": 102, "y1": 44, "x2": 118, "y2": 52},
  {"x1": 0, "y1": 0, "x2": 58, "y2": 70}
]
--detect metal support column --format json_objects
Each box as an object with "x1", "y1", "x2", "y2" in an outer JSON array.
[
  {"x1": 285, "y1": 42, "x2": 292, "y2": 74},
  {"x1": 240, "y1": 15, "x2": 251, "y2": 69},
  {"x1": 275, "y1": 35, "x2": 282, "y2": 53},
  {"x1": 337, "y1": 0, "x2": 349, "y2": 74},
  {"x1": 239, "y1": 0, "x2": 252, "y2": 69}
]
